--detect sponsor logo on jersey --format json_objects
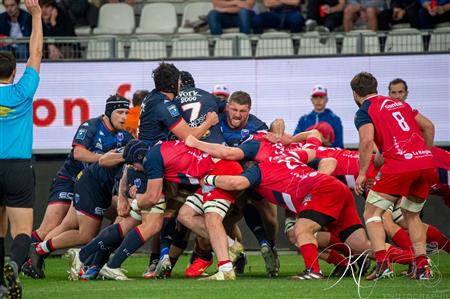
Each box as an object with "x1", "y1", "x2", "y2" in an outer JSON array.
[
  {"x1": 167, "y1": 104, "x2": 180, "y2": 118},
  {"x1": 380, "y1": 99, "x2": 403, "y2": 111},
  {"x1": 99, "y1": 130, "x2": 105, "y2": 136},
  {"x1": 58, "y1": 192, "x2": 74, "y2": 200},
  {"x1": 94, "y1": 207, "x2": 105, "y2": 215},
  {"x1": 241, "y1": 129, "x2": 250, "y2": 140},
  {"x1": 134, "y1": 178, "x2": 142, "y2": 188},
  {"x1": 74, "y1": 193, "x2": 80, "y2": 204},
  {"x1": 0, "y1": 106, "x2": 15, "y2": 118},
  {"x1": 76, "y1": 129, "x2": 87, "y2": 140},
  {"x1": 95, "y1": 138, "x2": 103, "y2": 150},
  {"x1": 404, "y1": 153, "x2": 413, "y2": 160},
  {"x1": 117, "y1": 132, "x2": 124, "y2": 142},
  {"x1": 303, "y1": 194, "x2": 312, "y2": 206}
]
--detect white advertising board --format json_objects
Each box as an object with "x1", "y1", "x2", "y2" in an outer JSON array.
[{"x1": 15, "y1": 54, "x2": 449, "y2": 153}]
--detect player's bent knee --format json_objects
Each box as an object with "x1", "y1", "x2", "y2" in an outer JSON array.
[
  {"x1": 204, "y1": 199, "x2": 231, "y2": 218},
  {"x1": 400, "y1": 197, "x2": 425, "y2": 213},
  {"x1": 141, "y1": 197, "x2": 166, "y2": 215},
  {"x1": 366, "y1": 190, "x2": 394, "y2": 210}
]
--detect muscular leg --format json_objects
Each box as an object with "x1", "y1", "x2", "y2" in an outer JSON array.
[{"x1": 34, "y1": 203, "x2": 70, "y2": 242}]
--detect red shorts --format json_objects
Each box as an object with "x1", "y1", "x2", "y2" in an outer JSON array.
[
  {"x1": 299, "y1": 177, "x2": 363, "y2": 241},
  {"x1": 200, "y1": 160, "x2": 243, "y2": 204},
  {"x1": 371, "y1": 168, "x2": 437, "y2": 200}
]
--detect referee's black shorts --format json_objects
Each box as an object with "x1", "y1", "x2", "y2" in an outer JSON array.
[{"x1": 0, "y1": 159, "x2": 35, "y2": 208}]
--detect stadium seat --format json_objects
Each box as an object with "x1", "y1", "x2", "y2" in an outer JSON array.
[
  {"x1": 93, "y1": 3, "x2": 135, "y2": 35},
  {"x1": 384, "y1": 28, "x2": 424, "y2": 53},
  {"x1": 75, "y1": 26, "x2": 92, "y2": 36},
  {"x1": 429, "y1": 27, "x2": 450, "y2": 52},
  {"x1": 86, "y1": 38, "x2": 114, "y2": 59},
  {"x1": 118, "y1": 35, "x2": 168, "y2": 59},
  {"x1": 171, "y1": 34, "x2": 209, "y2": 58},
  {"x1": 298, "y1": 31, "x2": 337, "y2": 56},
  {"x1": 341, "y1": 30, "x2": 380, "y2": 54},
  {"x1": 136, "y1": 3, "x2": 177, "y2": 34},
  {"x1": 178, "y1": 2, "x2": 213, "y2": 34},
  {"x1": 255, "y1": 32, "x2": 294, "y2": 57},
  {"x1": 214, "y1": 33, "x2": 252, "y2": 57}
]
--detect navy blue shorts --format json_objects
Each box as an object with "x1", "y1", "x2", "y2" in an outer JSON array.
[
  {"x1": 73, "y1": 171, "x2": 112, "y2": 221},
  {"x1": 48, "y1": 176, "x2": 74, "y2": 205}
]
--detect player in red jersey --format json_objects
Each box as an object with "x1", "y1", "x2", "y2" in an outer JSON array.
[
  {"x1": 352, "y1": 72, "x2": 436, "y2": 280},
  {"x1": 99, "y1": 140, "x2": 242, "y2": 281},
  {"x1": 185, "y1": 135, "x2": 377, "y2": 279}
]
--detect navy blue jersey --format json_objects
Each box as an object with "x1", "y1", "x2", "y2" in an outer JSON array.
[
  {"x1": 138, "y1": 89, "x2": 183, "y2": 146},
  {"x1": 81, "y1": 162, "x2": 124, "y2": 194},
  {"x1": 220, "y1": 113, "x2": 268, "y2": 147},
  {"x1": 126, "y1": 166, "x2": 148, "y2": 195},
  {"x1": 57, "y1": 116, "x2": 133, "y2": 180},
  {"x1": 174, "y1": 87, "x2": 225, "y2": 144}
]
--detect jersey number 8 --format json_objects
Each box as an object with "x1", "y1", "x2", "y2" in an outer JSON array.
[{"x1": 391, "y1": 111, "x2": 410, "y2": 132}]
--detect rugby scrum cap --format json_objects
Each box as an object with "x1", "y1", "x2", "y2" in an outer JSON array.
[
  {"x1": 180, "y1": 71, "x2": 195, "y2": 89},
  {"x1": 212, "y1": 84, "x2": 230, "y2": 98},
  {"x1": 105, "y1": 95, "x2": 130, "y2": 119},
  {"x1": 123, "y1": 140, "x2": 148, "y2": 164},
  {"x1": 311, "y1": 84, "x2": 327, "y2": 97}
]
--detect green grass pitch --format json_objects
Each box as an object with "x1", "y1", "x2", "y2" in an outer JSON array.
[{"x1": 21, "y1": 253, "x2": 450, "y2": 299}]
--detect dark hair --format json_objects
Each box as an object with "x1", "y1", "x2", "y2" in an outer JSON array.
[
  {"x1": 350, "y1": 72, "x2": 378, "y2": 97},
  {"x1": 38, "y1": 0, "x2": 57, "y2": 7},
  {"x1": 0, "y1": 52, "x2": 16, "y2": 80},
  {"x1": 388, "y1": 78, "x2": 408, "y2": 92},
  {"x1": 2, "y1": 0, "x2": 20, "y2": 5},
  {"x1": 180, "y1": 71, "x2": 195, "y2": 89},
  {"x1": 152, "y1": 62, "x2": 180, "y2": 95},
  {"x1": 132, "y1": 90, "x2": 149, "y2": 107},
  {"x1": 228, "y1": 91, "x2": 252, "y2": 107}
]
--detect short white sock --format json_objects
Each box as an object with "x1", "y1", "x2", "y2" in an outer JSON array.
[{"x1": 218, "y1": 262, "x2": 233, "y2": 272}]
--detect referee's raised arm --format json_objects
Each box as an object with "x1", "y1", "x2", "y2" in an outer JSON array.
[{"x1": 26, "y1": 0, "x2": 43, "y2": 73}]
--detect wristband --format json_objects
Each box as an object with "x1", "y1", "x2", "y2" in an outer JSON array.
[
  {"x1": 131, "y1": 199, "x2": 140, "y2": 211},
  {"x1": 204, "y1": 175, "x2": 217, "y2": 186}
]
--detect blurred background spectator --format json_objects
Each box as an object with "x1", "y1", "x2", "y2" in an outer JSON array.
[
  {"x1": 293, "y1": 84, "x2": 343, "y2": 148},
  {"x1": 343, "y1": 0, "x2": 385, "y2": 31},
  {"x1": 39, "y1": 0, "x2": 79, "y2": 59},
  {"x1": 419, "y1": 0, "x2": 450, "y2": 29},
  {"x1": 305, "y1": 0, "x2": 345, "y2": 32},
  {"x1": 208, "y1": 0, "x2": 255, "y2": 35},
  {"x1": 378, "y1": 0, "x2": 420, "y2": 30},
  {"x1": 253, "y1": 0, "x2": 304, "y2": 34},
  {"x1": 59, "y1": 0, "x2": 99, "y2": 28},
  {"x1": 0, "y1": 0, "x2": 31, "y2": 59}
]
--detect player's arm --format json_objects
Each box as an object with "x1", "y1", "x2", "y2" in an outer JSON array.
[
  {"x1": 358, "y1": 124, "x2": 374, "y2": 176},
  {"x1": 287, "y1": 129, "x2": 323, "y2": 145},
  {"x1": 185, "y1": 135, "x2": 245, "y2": 160},
  {"x1": 117, "y1": 166, "x2": 130, "y2": 217},
  {"x1": 415, "y1": 112, "x2": 434, "y2": 149},
  {"x1": 25, "y1": 0, "x2": 43, "y2": 73},
  {"x1": 99, "y1": 151, "x2": 125, "y2": 167},
  {"x1": 135, "y1": 178, "x2": 164, "y2": 209},
  {"x1": 171, "y1": 111, "x2": 218, "y2": 140},
  {"x1": 333, "y1": 118, "x2": 344, "y2": 148},
  {"x1": 73, "y1": 146, "x2": 102, "y2": 163},
  {"x1": 317, "y1": 157, "x2": 337, "y2": 175},
  {"x1": 205, "y1": 175, "x2": 251, "y2": 191}
]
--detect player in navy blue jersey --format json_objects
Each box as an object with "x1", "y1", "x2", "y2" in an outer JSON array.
[
  {"x1": 138, "y1": 63, "x2": 218, "y2": 146},
  {"x1": 29, "y1": 154, "x2": 125, "y2": 279},
  {"x1": 23, "y1": 96, "x2": 132, "y2": 279}
]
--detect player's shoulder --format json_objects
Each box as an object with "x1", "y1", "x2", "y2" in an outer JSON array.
[
  {"x1": 248, "y1": 114, "x2": 267, "y2": 126},
  {"x1": 80, "y1": 116, "x2": 102, "y2": 129}
]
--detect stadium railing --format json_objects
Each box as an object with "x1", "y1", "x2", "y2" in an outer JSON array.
[{"x1": 1, "y1": 29, "x2": 449, "y2": 61}]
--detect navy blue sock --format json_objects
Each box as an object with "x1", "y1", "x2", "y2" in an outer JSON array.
[
  {"x1": 243, "y1": 204, "x2": 269, "y2": 247},
  {"x1": 171, "y1": 222, "x2": 190, "y2": 250},
  {"x1": 79, "y1": 223, "x2": 123, "y2": 263},
  {"x1": 91, "y1": 249, "x2": 113, "y2": 268},
  {"x1": 159, "y1": 217, "x2": 176, "y2": 256},
  {"x1": 108, "y1": 228, "x2": 145, "y2": 269}
]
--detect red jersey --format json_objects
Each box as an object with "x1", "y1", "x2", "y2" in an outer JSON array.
[
  {"x1": 242, "y1": 152, "x2": 330, "y2": 213},
  {"x1": 144, "y1": 140, "x2": 216, "y2": 184},
  {"x1": 355, "y1": 95, "x2": 434, "y2": 174}
]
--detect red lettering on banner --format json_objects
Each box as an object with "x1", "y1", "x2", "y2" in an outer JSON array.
[
  {"x1": 33, "y1": 99, "x2": 56, "y2": 127},
  {"x1": 64, "y1": 98, "x2": 90, "y2": 126},
  {"x1": 117, "y1": 83, "x2": 132, "y2": 99}
]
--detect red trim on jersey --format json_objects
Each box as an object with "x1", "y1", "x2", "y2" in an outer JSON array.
[
  {"x1": 57, "y1": 175, "x2": 71, "y2": 180},
  {"x1": 48, "y1": 201, "x2": 71, "y2": 206},
  {"x1": 76, "y1": 209, "x2": 102, "y2": 221},
  {"x1": 72, "y1": 143, "x2": 86, "y2": 149},
  {"x1": 168, "y1": 117, "x2": 183, "y2": 131}
]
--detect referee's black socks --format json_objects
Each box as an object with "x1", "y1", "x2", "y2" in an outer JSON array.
[
  {"x1": 11, "y1": 234, "x2": 31, "y2": 269},
  {"x1": 0, "y1": 237, "x2": 4, "y2": 285}
]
